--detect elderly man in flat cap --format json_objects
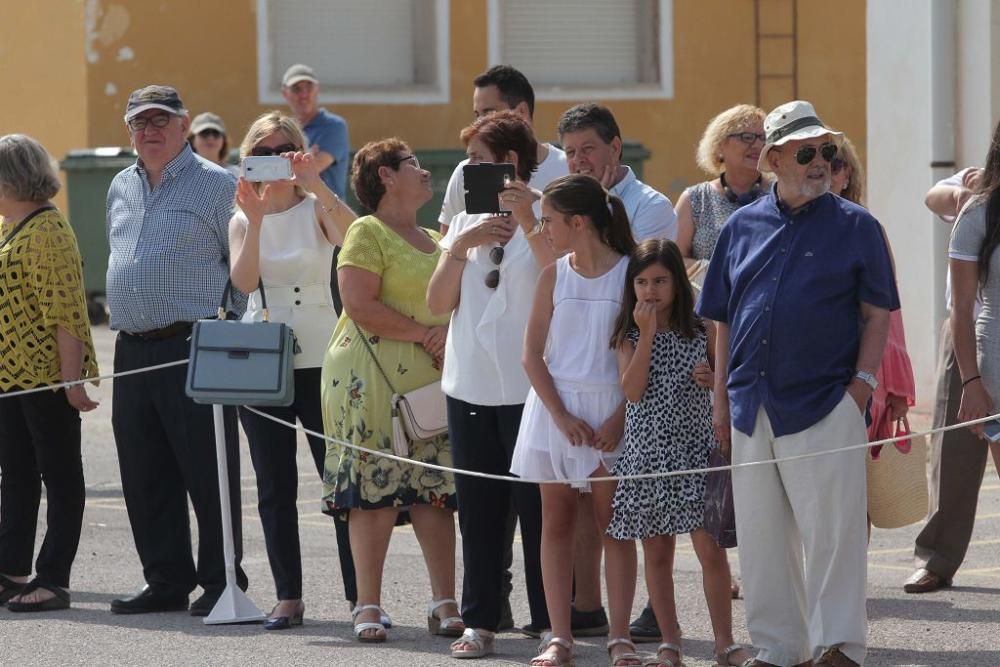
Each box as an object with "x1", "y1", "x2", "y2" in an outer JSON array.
[
  {"x1": 106, "y1": 85, "x2": 246, "y2": 616},
  {"x1": 698, "y1": 100, "x2": 898, "y2": 667}
]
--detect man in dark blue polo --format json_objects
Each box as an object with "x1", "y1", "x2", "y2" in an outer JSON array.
[{"x1": 698, "y1": 101, "x2": 898, "y2": 667}]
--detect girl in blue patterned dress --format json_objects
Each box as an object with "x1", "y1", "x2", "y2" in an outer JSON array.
[{"x1": 608, "y1": 239, "x2": 749, "y2": 667}]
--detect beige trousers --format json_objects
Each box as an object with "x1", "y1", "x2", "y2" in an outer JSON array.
[{"x1": 732, "y1": 394, "x2": 869, "y2": 666}]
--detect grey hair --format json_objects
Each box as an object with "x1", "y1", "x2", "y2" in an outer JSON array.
[{"x1": 0, "y1": 134, "x2": 61, "y2": 201}]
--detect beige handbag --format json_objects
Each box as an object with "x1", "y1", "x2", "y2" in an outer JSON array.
[
  {"x1": 866, "y1": 416, "x2": 929, "y2": 529},
  {"x1": 355, "y1": 323, "x2": 448, "y2": 457}
]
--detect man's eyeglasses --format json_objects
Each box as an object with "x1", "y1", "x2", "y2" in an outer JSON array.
[
  {"x1": 830, "y1": 158, "x2": 848, "y2": 175},
  {"x1": 390, "y1": 154, "x2": 420, "y2": 169},
  {"x1": 250, "y1": 143, "x2": 298, "y2": 157},
  {"x1": 127, "y1": 113, "x2": 173, "y2": 132},
  {"x1": 485, "y1": 245, "x2": 504, "y2": 289},
  {"x1": 794, "y1": 143, "x2": 838, "y2": 166},
  {"x1": 728, "y1": 131, "x2": 766, "y2": 145}
]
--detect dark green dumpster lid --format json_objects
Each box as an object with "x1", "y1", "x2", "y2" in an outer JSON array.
[{"x1": 61, "y1": 147, "x2": 138, "y2": 170}]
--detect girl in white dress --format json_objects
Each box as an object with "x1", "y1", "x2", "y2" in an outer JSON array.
[{"x1": 510, "y1": 174, "x2": 637, "y2": 667}]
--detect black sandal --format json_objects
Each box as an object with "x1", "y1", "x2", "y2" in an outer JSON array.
[
  {"x1": 0, "y1": 574, "x2": 26, "y2": 605},
  {"x1": 7, "y1": 579, "x2": 70, "y2": 612}
]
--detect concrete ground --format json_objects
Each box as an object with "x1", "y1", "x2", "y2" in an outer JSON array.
[{"x1": 0, "y1": 325, "x2": 997, "y2": 666}]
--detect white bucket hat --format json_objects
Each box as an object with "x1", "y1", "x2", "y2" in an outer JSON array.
[{"x1": 757, "y1": 100, "x2": 843, "y2": 173}]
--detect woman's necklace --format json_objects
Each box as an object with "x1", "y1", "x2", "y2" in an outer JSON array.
[{"x1": 720, "y1": 172, "x2": 763, "y2": 205}]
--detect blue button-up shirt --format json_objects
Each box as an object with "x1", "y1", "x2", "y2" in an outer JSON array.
[
  {"x1": 696, "y1": 187, "x2": 899, "y2": 437},
  {"x1": 106, "y1": 144, "x2": 242, "y2": 333}
]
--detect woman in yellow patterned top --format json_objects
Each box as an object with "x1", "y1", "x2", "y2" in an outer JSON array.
[
  {"x1": 0, "y1": 134, "x2": 99, "y2": 612},
  {"x1": 322, "y1": 138, "x2": 461, "y2": 643}
]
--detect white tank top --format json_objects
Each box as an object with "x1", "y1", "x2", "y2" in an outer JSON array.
[
  {"x1": 546, "y1": 254, "x2": 628, "y2": 389},
  {"x1": 236, "y1": 196, "x2": 337, "y2": 369}
]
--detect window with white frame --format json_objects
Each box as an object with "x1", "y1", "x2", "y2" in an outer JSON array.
[
  {"x1": 256, "y1": 0, "x2": 449, "y2": 105},
  {"x1": 487, "y1": 0, "x2": 673, "y2": 100}
]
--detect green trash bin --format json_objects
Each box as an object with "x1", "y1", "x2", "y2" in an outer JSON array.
[
  {"x1": 61, "y1": 147, "x2": 138, "y2": 323},
  {"x1": 621, "y1": 141, "x2": 652, "y2": 181}
]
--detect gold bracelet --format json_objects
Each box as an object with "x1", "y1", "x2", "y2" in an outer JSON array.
[{"x1": 443, "y1": 248, "x2": 467, "y2": 262}]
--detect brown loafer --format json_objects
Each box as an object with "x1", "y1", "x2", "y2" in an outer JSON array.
[{"x1": 903, "y1": 568, "x2": 951, "y2": 594}]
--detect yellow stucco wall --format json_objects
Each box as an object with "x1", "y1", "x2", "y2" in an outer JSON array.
[
  {"x1": 0, "y1": 0, "x2": 89, "y2": 211},
  {"x1": 8, "y1": 0, "x2": 867, "y2": 202}
]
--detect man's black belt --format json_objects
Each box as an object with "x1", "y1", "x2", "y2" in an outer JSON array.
[{"x1": 123, "y1": 321, "x2": 194, "y2": 341}]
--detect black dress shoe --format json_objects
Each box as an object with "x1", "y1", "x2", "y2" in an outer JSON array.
[
  {"x1": 629, "y1": 605, "x2": 661, "y2": 643},
  {"x1": 190, "y1": 590, "x2": 222, "y2": 617},
  {"x1": 111, "y1": 587, "x2": 188, "y2": 615},
  {"x1": 570, "y1": 605, "x2": 609, "y2": 637}
]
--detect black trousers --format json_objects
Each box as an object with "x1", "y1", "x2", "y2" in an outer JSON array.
[
  {"x1": 112, "y1": 331, "x2": 246, "y2": 597},
  {"x1": 447, "y1": 396, "x2": 549, "y2": 631},
  {"x1": 0, "y1": 387, "x2": 85, "y2": 588},
  {"x1": 239, "y1": 367, "x2": 357, "y2": 602}
]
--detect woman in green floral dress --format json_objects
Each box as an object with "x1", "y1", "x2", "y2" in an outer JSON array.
[{"x1": 321, "y1": 138, "x2": 462, "y2": 643}]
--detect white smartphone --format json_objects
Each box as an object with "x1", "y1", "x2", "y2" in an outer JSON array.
[
  {"x1": 983, "y1": 419, "x2": 1000, "y2": 442},
  {"x1": 241, "y1": 155, "x2": 292, "y2": 182}
]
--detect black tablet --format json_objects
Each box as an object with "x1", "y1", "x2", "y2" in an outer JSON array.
[{"x1": 463, "y1": 162, "x2": 516, "y2": 215}]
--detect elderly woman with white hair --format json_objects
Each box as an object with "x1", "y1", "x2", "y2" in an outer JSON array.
[
  {"x1": 675, "y1": 104, "x2": 768, "y2": 278},
  {"x1": 0, "y1": 134, "x2": 99, "y2": 612}
]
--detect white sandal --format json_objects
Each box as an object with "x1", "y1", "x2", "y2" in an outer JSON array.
[
  {"x1": 428, "y1": 598, "x2": 465, "y2": 637},
  {"x1": 644, "y1": 642, "x2": 684, "y2": 667},
  {"x1": 607, "y1": 637, "x2": 643, "y2": 666},
  {"x1": 531, "y1": 636, "x2": 575, "y2": 666},
  {"x1": 352, "y1": 603, "x2": 387, "y2": 643},
  {"x1": 450, "y1": 627, "x2": 496, "y2": 659},
  {"x1": 714, "y1": 643, "x2": 750, "y2": 666}
]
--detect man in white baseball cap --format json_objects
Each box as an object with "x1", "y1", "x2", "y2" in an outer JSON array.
[{"x1": 698, "y1": 100, "x2": 898, "y2": 667}]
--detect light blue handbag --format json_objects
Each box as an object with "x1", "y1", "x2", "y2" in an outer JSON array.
[{"x1": 185, "y1": 280, "x2": 296, "y2": 406}]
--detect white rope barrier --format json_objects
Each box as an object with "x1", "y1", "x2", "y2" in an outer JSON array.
[
  {"x1": 3, "y1": 358, "x2": 996, "y2": 484},
  {"x1": 0, "y1": 359, "x2": 189, "y2": 398}
]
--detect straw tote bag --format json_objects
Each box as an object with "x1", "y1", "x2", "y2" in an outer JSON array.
[
  {"x1": 865, "y1": 415, "x2": 929, "y2": 529},
  {"x1": 354, "y1": 323, "x2": 448, "y2": 457}
]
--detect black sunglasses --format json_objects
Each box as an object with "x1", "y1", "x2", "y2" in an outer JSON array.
[
  {"x1": 728, "y1": 131, "x2": 766, "y2": 145},
  {"x1": 794, "y1": 143, "x2": 838, "y2": 165},
  {"x1": 485, "y1": 246, "x2": 504, "y2": 289},
  {"x1": 830, "y1": 158, "x2": 848, "y2": 175},
  {"x1": 251, "y1": 143, "x2": 298, "y2": 157},
  {"x1": 198, "y1": 129, "x2": 223, "y2": 139}
]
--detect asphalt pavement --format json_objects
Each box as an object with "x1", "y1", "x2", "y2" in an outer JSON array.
[{"x1": 0, "y1": 325, "x2": 997, "y2": 666}]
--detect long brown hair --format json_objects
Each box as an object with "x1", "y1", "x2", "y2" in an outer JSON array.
[
  {"x1": 977, "y1": 119, "x2": 1000, "y2": 285},
  {"x1": 542, "y1": 174, "x2": 636, "y2": 256},
  {"x1": 610, "y1": 239, "x2": 699, "y2": 349}
]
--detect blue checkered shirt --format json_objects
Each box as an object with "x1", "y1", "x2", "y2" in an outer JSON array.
[{"x1": 106, "y1": 144, "x2": 244, "y2": 332}]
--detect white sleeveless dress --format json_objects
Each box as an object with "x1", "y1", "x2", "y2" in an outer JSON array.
[
  {"x1": 234, "y1": 196, "x2": 338, "y2": 369},
  {"x1": 510, "y1": 254, "x2": 628, "y2": 490}
]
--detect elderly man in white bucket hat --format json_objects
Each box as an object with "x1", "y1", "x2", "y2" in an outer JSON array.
[{"x1": 697, "y1": 101, "x2": 899, "y2": 667}]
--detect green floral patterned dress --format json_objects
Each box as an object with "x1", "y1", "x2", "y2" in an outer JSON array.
[{"x1": 321, "y1": 216, "x2": 455, "y2": 515}]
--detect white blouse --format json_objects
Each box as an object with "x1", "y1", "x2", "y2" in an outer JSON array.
[
  {"x1": 235, "y1": 196, "x2": 338, "y2": 369},
  {"x1": 439, "y1": 213, "x2": 541, "y2": 405}
]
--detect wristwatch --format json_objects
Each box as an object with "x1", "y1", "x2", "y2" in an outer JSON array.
[{"x1": 854, "y1": 369, "x2": 879, "y2": 392}]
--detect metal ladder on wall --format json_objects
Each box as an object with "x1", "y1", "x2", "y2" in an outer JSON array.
[{"x1": 755, "y1": 0, "x2": 798, "y2": 109}]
